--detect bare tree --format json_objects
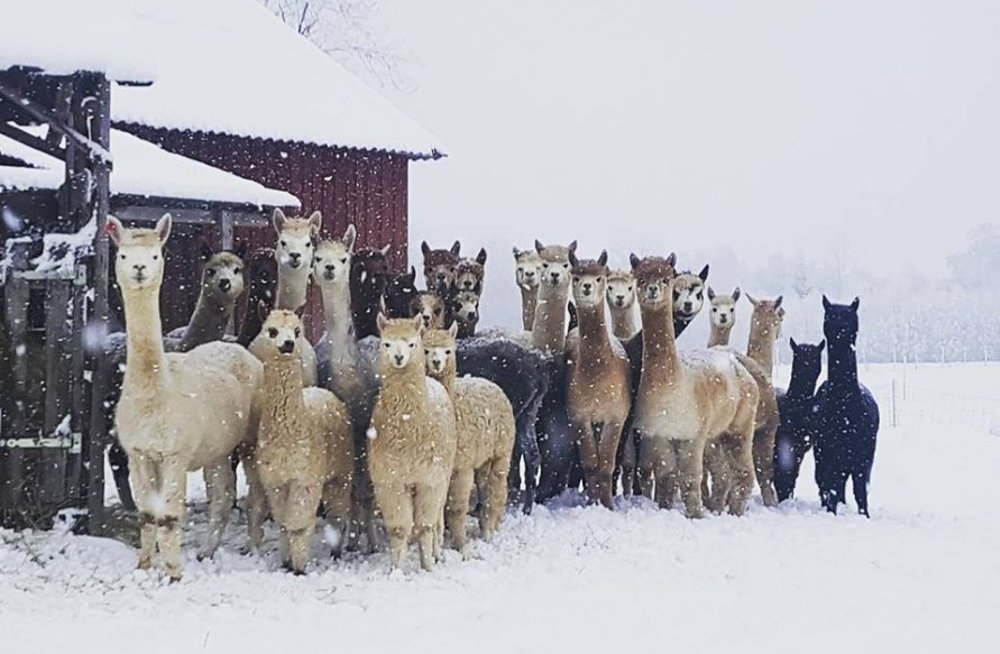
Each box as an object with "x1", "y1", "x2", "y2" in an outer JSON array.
[{"x1": 258, "y1": 0, "x2": 410, "y2": 88}]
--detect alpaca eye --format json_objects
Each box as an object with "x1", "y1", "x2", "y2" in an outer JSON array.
[
  {"x1": 563, "y1": 263, "x2": 569, "y2": 269},
  {"x1": 119, "y1": 254, "x2": 126, "y2": 260},
  {"x1": 445, "y1": 350, "x2": 452, "y2": 355},
  {"x1": 152, "y1": 255, "x2": 159, "y2": 261},
  {"x1": 233, "y1": 268, "x2": 241, "y2": 275},
  {"x1": 434, "y1": 308, "x2": 441, "y2": 315},
  {"x1": 409, "y1": 342, "x2": 415, "y2": 349},
  {"x1": 314, "y1": 257, "x2": 323, "y2": 263},
  {"x1": 384, "y1": 343, "x2": 391, "y2": 349},
  {"x1": 341, "y1": 258, "x2": 347, "y2": 264},
  {"x1": 268, "y1": 328, "x2": 278, "y2": 338},
  {"x1": 597, "y1": 277, "x2": 603, "y2": 283},
  {"x1": 280, "y1": 240, "x2": 287, "y2": 247},
  {"x1": 573, "y1": 277, "x2": 579, "y2": 283},
  {"x1": 712, "y1": 308, "x2": 718, "y2": 312},
  {"x1": 696, "y1": 292, "x2": 703, "y2": 300},
  {"x1": 628, "y1": 287, "x2": 633, "y2": 292},
  {"x1": 294, "y1": 328, "x2": 301, "y2": 338},
  {"x1": 206, "y1": 269, "x2": 215, "y2": 276},
  {"x1": 542, "y1": 263, "x2": 549, "y2": 268}
]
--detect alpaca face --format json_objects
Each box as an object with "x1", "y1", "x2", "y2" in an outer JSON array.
[
  {"x1": 247, "y1": 248, "x2": 278, "y2": 305},
  {"x1": 605, "y1": 272, "x2": 635, "y2": 310},
  {"x1": 384, "y1": 267, "x2": 418, "y2": 317},
  {"x1": 376, "y1": 314, "x2": 425, "y2": 370},
  {"x1": 631, "y1": 254, "x2": 677, "y2": 310},
  {"x1": 421, "y1": 241, "x2": 461, "y2": 294},
  {"x1": 273, "y1": 209, "x2": 321, "y2": 272},
  {"x1": 513, "y1": 248, "x2": 542, "y2": 290},
  {"x1": 570, "y1": 251, "x2": 609, "y2": 310},
  {"x1": 351, "y1": 248, "x2": 390, "y2": 296},
  {"x1": 422, "y1": 325, "x2": 458, "y2": 378},
  {"x1": 535, "y1": 239, "x2": 577, "y2": 290},
  {"x1": 312, "y1": 240, "x2": 351, "y2": 285},
  {"x1": 708, "y1": 287, "x2": 740, "y2": 329},
  {"x1": 673, "y1": 269, "x2": 708, "y2": 319},
  {"x1": 450, "y1": 291, "x2": 480, "y2": 327},
  {"x1": 409, "y1": 293, "x2": 446, "y2": 329},
  {"x1": 202, "y1": 252, "x2": 245, "y2": 303},
  {"x1": 748, "y1": 295, "x2": 785, "y2": 338},
  {"x1": 790, "y1": 338, "x2": 825, "y2": 383},
  {"x1": 822, "y1": 296, "x2": 860, "y2": 346},
  {"x1": 107, "y1": 214, "x2": 171, "y2": 291},
  {"x1": 259, "y1": 310, "x2": 303, "y2": 357},
  {"x1": 455, "y1": 256, "x2": 485, "y2": 293}
]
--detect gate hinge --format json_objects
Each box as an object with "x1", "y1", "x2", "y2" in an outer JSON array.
[{"x1": 0, "y1": 432, "x2": 82, "y2": 454}]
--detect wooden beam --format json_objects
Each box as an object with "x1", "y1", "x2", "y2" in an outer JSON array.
[{"x1": 0, "y1": 121, "x2": 66, "y2": 161}]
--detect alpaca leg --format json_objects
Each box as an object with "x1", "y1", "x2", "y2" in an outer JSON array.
[
  {"x1": 240, "y1": 447, "x2": 267, "y2": 552},
  {"x1": 130, "y1": 454, "x2": 159, "y2": 570},
  {"x1": 482, "y1": 457, "x2": 510, "y2": 540},
  {"x1": 773, "y1": 436, "x2": 800, "y2": 503},
  {"x1": 286, "y1": 527, "x2": 313, "y2": 575},
  {"x1": 753, "y1": 426, "x2": 779, "y2": 507},
  {"x1": 725, "y1": 431, "x2": 756, "y2": 517},
  {"x1": 597, "y1": 420, "x2": 625, "y2": 509},
  {"x1": 108, "y1": 441, "x2": 137, "y2": 512},
  {"x1": 199, "y1": 459, "x2": 236, "y2": 560},
  {"x1": 676, "y1": 439, "x2": 706, "y2": 519},
  {"x1": 322, "y1": 474, "x2": 354, "y2": 558},
  {"x1": 619, "y1": 429, "x2": 638, "y2": 497},
  {"x1": 653, "y1": 442, "x2": 678, "y2": 510},
  {"x1": 852, "y1": 461, "x2": 873, "y2": 518},
  {"x1": 158, "y1": 463, "x2": 188, "y2": 581},
  {"x1": 520, "y1": 417, "x2": 540, "y2": 512},
  {"x1": 574, "y1": 420, "x2": 600, "y2": 505},
  {"x1": 413, "y1": 483, "x2": 446, "y2": 571},
  {"x1": 507, "y1": 437, "x2": 523, "y2": 504},
  {"x1": 445, "y1": 468, "x2": 475, "y2": 551},
  {"x1": 636, "y1": 431, "x2": 659, "y2": 499},
  {"x1": 377, "y1": 484, "x2": 412, "y2": 569},
  {"x1": 703, "y1": 442, "x2": 729, "y2": 513}
]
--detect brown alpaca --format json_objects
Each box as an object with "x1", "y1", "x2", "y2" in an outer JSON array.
[
  {"x1": 629, "y1": 254, "x2": 759, "y2": 517},
  {"x1": 605, "y1": 269, "x2": 638, "y2": 341},
  {"x1": 248, "y1": 309, "x2": 354, "y2": 572},
  {"x1": 369, "y1": 315, "x2": 458, "y2": 570},
  {"x1": 706, "y1": 287, "x2": 741, "y2": 348},
  {"x1": 531, "y1": 239, "x2": 577, "y2": 355},
  {"x1": 169, "y1": 250, "x2": 246, "y2": 352},
  {"x1": 513, "y1": 247, "x2": 542, "y2": 331},
  {"x1": 421, "y1": 240, "x2": 461, "y2": 296},
  {"x1": 408, "y1": 291, "x2": 446, "y2": 330},
  {"x1": 455, "y1": 248, "x2": 487, "y2": 295},
  {"x1": 424, "y1": 324, "x2": 515, "y2": 549},
  {"x1": 565, "y1": 250, "x2": 631, "y2": 508}
]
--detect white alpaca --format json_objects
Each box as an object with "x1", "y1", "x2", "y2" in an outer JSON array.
[
  {"x1": 108, "y1": 214, "x2": 262, "y2": 580},
  {"x1": 605, "y1": 269, "x2": 638, "y2": 341},
  {"x1": 272, "y1": 208, "x2": 318, "y2": 386},
  {"x1": 706, "y1": 287, "x2": 740, "y2": 348}
]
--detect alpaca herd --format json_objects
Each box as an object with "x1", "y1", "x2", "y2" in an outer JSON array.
[{"x1": 104, "y1": 210, "x2": 880, "y2": 580}]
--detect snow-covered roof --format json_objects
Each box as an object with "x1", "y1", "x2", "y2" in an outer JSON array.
[
  {"x1": 112, "y1": 0, "x2": 445, "y2": 160},
  {"x1": 0, "y1": 0, "x2": 156, "y2": 83},
  {"x1": 0, "y1": 125, "x2": 299, "y2": 209}
]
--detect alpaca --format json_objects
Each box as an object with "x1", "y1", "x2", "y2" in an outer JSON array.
[
  {"x1": 531, "y1": 239, "x2": 577, "y2": 355},
  {"x1": 384, "y1": 266, "x2": 419, "y2": 318},
  {"x1": 606, "y1": 270, "x2": 638, "y2": 341},
  {"x1": 369, "y1": 314, "x2": 457, "y2": 570},
  {"x1": 814, "y1": 296, "x2": 879, "y2": 516},
  {"x1": 350, "y1": 245, "x2": 391, "y2": 339},
  {"x1": 449, "y1": 290, "x2": 480, "y2": 338},
  {"x1": 424, "y1": 324, "x2": 515, "y2": 548},
  {"x1": 107, "y1": 215, "x2": 262, "y2": 580},
  {"x1": 774, "y1": 338, "x2": 824, "y2": 502},
  {"x1": 248, "y1": 309, "x2": 354, "y2": 572},
  {"x1": 564, "y1": 250, "x2": 631, "y2": 508},
  {"x1": 311, "y1": 228, "x2": 382, "y2": 552},
  {"x1": 628, "y1": 254, "x2": 758, "y2": 517},
  {"x1": 236, "y1": 248, "x2": 278, "y2": 347},
  {"x1": 455, "y1": 248, "x2": 487, "y2": 295},
  {"x1": 409, "y1": 291, "x2": 446, "y2": 330},
  {"x1": 706, "y1": 287, "x2": 740, "y2": 348},
  {"x1": 167, "y1": 249, "x2": 246, "y2": 352},
  {"x1": 272, "y1": 208, "x2": 319, "y2": 312},
  {"x1": 513, "y1": 246, "x2": 543, "y2": 331},
  {"x1": 421, "y1": 240, "x2": 461, "y2": 297}
]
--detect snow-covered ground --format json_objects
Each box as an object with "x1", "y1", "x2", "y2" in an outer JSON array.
[{"x1": 2, "y1": 363, "x2": 998, "y2": 654}]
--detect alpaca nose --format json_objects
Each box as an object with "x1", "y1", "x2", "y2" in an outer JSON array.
[
  {"x1": 133, "y1": 263, "x2": 147, "y2": 273},
  {"x1": 288, "y1": 252, "x2": 302, "y2": 267},
  {"x1": 524, "y1": 270, "x2": 535, "y2": 279},
  {"x1": 467, "y1": 311, "x2": 477, "y2": 321},
  {"x1": 550, "y1": 272, "x2": 560, "y2": 283},
  {"x1": 462, "y1": 280, "x2": 473, "y2": 289},
  {"x1": 422, "y1": 314, "x2": 431, "y2": 327},
  {"x1": 219, "y1": 278, "x2": 231, "y2": 292},
  {"x1": 394, "y1": 354, "x2": 405, "y2": 366},
  {"x1": 683, "y1": 301, "x2": 693, "y2": 312},
  {"x1": 437, "y1": 272, "x2": 447, "y2": 281},
  {"x1": 279, "y1": 340, "x2": 295, "y2": 354},
  {"x1": 616, "y1": 295, "x2": 625, "y2": 304},
  {"x1": 582, "y1": 282, "x2": 592, "y2": 294},
  {"x1": 647, "y1": 286, "x2": 659, "y2": 299}
]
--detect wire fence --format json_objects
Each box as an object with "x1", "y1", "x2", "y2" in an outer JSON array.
[{"x1": 864, "y1": 373, "x2": 1000, "y2": 435}]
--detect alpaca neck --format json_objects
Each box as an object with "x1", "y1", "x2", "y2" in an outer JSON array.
[
  {"x1": 259, "y1": 355, "x2": 306, "y2": 443},
  {"x1": 520, "y1": 286, "x2": 538, "y2": 331},
  {"x1": 430, "y1": 362, "x2": 457, "y2": 396},
  {"x1": 577, "y1": 303, "x2": 614, "y2": 364},
  {"x1": 640, "y1": 302, "x2": 680, "y2": 383},
  {"x1": 610, "y1": 305, "x2": 636, "y2": 341},
  {"x1": 787, "y1": 369, "x2": 820, "y2": 399},
  {"x1": 121, "y1": 286, "x2": 167, "y2": 392},
  {"x1": 179, "y1": 292, "x2": 233, "y2": 350},
  {"x1": 237, "y1": 290, "x2": 267, "y2": 347},
  {"x1": 277, "y1": 265, "x2": 310, "y2": 311},
  {"x1": 532, "y1": 283, "x2": 569, "y2": 355},
  {"x1": 827, "y1": 341, "x2": 859, "y2": 388},
  {"x1": 707, "y1": 323, "x2": 733, "y2": 348},
  {"x1": 747, "y1": 322, "x2": 778, "y2": 378},
  {"x1": 318, "y1": 281, "x2": 354, "y2": 345},
  {"x1": 381, "y1": 363, "x2": 429, "y2": 403},
  {"x1": 456, "y1": 320, "x2": 477, "y2": 339}
]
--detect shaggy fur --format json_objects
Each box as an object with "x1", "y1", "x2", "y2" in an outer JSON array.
[
  {"x1": 531, "y1": 239, "x2": 576, "y2": 355},
  {"x1": 814, "y1": 296, "x2": 880, "y2": 516},
  {"x1": 449, "y1": 290, "x2": 480, "y2": 338},
  {"x1": 409, "y1": 291, "x2": 446, "y2": 330},
  {"x1": 350, "y1": 245, "x2": 391, "y2": 339},
  {"x1": 455, "y1": 248, "x2": 487, "y2": 295},
  {"x1": 384, "y1": 266, "x2": 419, "y2": 319},
  {"x1": 421, "y1": 240, "x2": 461, "y2": 297},
  {"x1": 513, "y1": 247, "x2": 542, "y2": 331},
  {"x1": 742, "y1": 294, "x2": 785, "y2": 505},
  {"x1": 272, "y1": 209, "x2": 319, "y2": 312},
  {"x1": 248, "y1": 310, "x2": 353, "y2": 572},
  {"x1": 425, "y1": 325, "x2": 516, "y2": 548},
  {"x1": 369, "y1": 315, "x2": 458, "y2": 570},
  {"x1": 706, "y1": 287, "x2": 740, "y2": 348},
  {"x1": 606, "y1": 269, "x2": 638, "y2": 341},
  {"x1": 774, "y1": 339, "x2": 824, "y2": 502},
  {"x1": 108, "y1": 215, "x2": 262, "y2": 580}
]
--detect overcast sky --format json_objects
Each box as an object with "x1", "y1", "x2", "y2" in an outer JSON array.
[{"x1": 378, "y1": 0, "x2": 1000, "y2": 281}]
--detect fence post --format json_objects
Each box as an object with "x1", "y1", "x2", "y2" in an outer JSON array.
[{"x1": 891, "y1": 379, "x2": 898, "y2": 428}]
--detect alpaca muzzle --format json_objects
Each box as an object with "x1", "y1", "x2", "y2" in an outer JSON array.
[
  {"x1": 278, "y1": 340, "x2": 295, "y2": 354},
  {"x1": 218, "y1": 278, "x2": 232, "y2": 292}
]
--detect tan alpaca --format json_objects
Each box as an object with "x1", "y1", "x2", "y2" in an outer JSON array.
[
  {"x1": 166, "y1": 251, "x2": 245, "y2": 352},
  {"x1": 409, "y1": 292, "x2": 446, "y2": 330},
  {"x1": 530, "y1": 239, "x2": 577, "y2": 355},
  {"x1": 743, "y1": 295, "x2": 785, "y2": 506},
  {"x1": 369, "y1": 315, "x2": 458, "y2": 570},
  {"x1": 108, "y1": 215, "x2": 262, "y2": 580},
  {"x1": 271, "y1": 208, "x2": 318, "y2": 386},
  {"x1": 629, "y1": 254, "x2": 758, "y2": 518},
  {"x1": 424, "y1": 324, "x2": 515, "y2": 549},
  {"x1": 248, "y1": 309, "x2": 353, "y2": 573},
  {"x1": 605, "y1": 269, "x2": 638, "y2": 341},
  {"x1": 565, "y1": 251, "x2": 631, "y2": 508},
  {"x1": 706, "y1": 287, "x2": 740, "y2": 348},
  {"x1": 512, "y1": 247, "x2": 542, "y2": 331}
]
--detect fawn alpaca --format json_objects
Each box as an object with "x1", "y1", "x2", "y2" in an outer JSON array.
[
  {"x1": 409, "y1": 291, "x2": 446, "y2": 330},
  {"x1": 350, "y1": 245, "x2": 391, "y2": 339},
  {"x1": 629, "y1": 254, "x2": 758, "y2": 517},
  {"x1": 606, "y1": 270, "x2": 638, "y2": 340},
  {"x1": 565, "y1": 250, "x2": 631, "y2": 508},
  {"x1": 369, "y1": 315, "x2": 458, "y2": 570},
  {"x1": 455, "y1": 248, "x2": 488, "y2": 294},
  {"x1": 774, "y1": 339, "x2": 824, "y2": 502},
  {"x1": 706, "y1": 287, "x2": 740, "y2": 348},
  {"x1": 109, "y1": 215, "x2": 262, "y2": 580},
  {"x1": 249, "y1": 309, "x2": 354, "y2": 572},
  {"x1": 513, "y1": 247, "x2": 543, "y2": 330},
  {"x1": 531, "y1": 239, "x2": 577, "y2": 355},
  {"x1": 425, "y1": 325, "x2": 515, "y2": 548},
  {"x1": 168, "y1": 249, "x2": 246, "y2": 351},
  {"x1": 815, "y1": 296, "x2": 879, "y2": 516}
]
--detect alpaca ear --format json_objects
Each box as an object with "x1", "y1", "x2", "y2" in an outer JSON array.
[
  {"x1": 598, "y1": 250, "x2": 608, "y2": 267},
  {"x1": 822, "y1": 295, "x2": 832, "y2": 311},
  {"x1": 698, "y1": 264, "x2": 709, "y2": 282},
  {"x1": 707, "y1": 287, "x2": 716, "y2": 301},
  {"x1": 450, "y1": 240, "x2": 462, "y2": 257},
  {"x1": 789, "y1": 337, "x2": 798, "y2": 350},
  {"x1": 257, "y1": 299, "x2": 270, "y2": 323},
  {"x1": 379, "y1": 244, "x2": 391, "y2": 257},
  {"x1": 851, "y1": 296, "x2": 860, "y2": 311},
  {"x1": 105, "y1": 216, "x2": 124, "y2": 246},
  {"x1": 774, "y1": 295, "x2": 783, "y2": 309},
  {"x1": 732, "y1": 287, "x2": 741, "y2": 302},
  {"x1": 534, "y1": 239, "x2": 546, "y2": 254},
  {"x1": 818, "y1": 339, "x2": 826, "y2": 352},
  {"x1": 272, "y1": 208, "x2": 286, "y2": 233},
  {"x1": 476, "y1": 247, "x2": 488, "y2": 266},
  {"x1": 376, "y1": 312, "x2": 389, "y2": 334},
  {"x1": 412, "y1": 313, "x2": 424, "y2": 332},
  {"x1": 747, "y1": 293, "x2": 758, "y2": 306},
  {"x1": 666, "y1": 252, "x2": 677, "y2": 267},
  {"x1": 448, "y1": 321, "x2": 459, "y2": 338},
  {"x1": 199, "y1": 242, "x2": 213, "y2": 262},
  {"x1": 155, "y1": 214, "x2": 172, "y2": 244},
  {"x1": 568, "y1": 240, "x2": 578, "y2": 254},
  {"x1": 308, "y1": 211, "x2": 322, "y2": 237},
  {"x1": 233, "y1": 241, "x2": 248, "y2": 261},
  {"x1": 512, "y1": 246, "x2": 522, "y2": 259},
  {"x1": 407, "y1": 266, "x2": 416, "y2": 283},
  {"x1": 294, "y1": 304, "x2": 306, "y2": 320},
  {"x1": 421, "y1": 241, "x2": 431, "y2": 257},
  {"x1": 568, "y1": 250, "x2": 579, "y2": 268},
  {"x1": 629, "y1": 253, "x2": 641, "y2": 270},
  {"x1": 342, "y1": 224, "x2": 357, "y2": 252}
]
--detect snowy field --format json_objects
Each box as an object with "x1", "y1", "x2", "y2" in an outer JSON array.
[{"x1": 2, "y1": 362, "x2": 999, "y2": 654}]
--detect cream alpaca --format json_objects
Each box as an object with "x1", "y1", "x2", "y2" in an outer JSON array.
[
  {"x1": 424, "y1": 324, "x2": 515, "y2": 549},
  {"x1": 248, "y1": 309, "x2": 353, "y2": 573},
  {"x1": 605, "y1": 269, "x2": 638, "y2": 341},
  {"x1": 531, "y1": 239, "x2": 577, "y2": 355},
  {"x1": 369, "y1": 315, "x2": 458, "y2": 570},
  {"x1": 706, "y1": 287, "x2": 740, "y2": 348},
  {"x1": 272, "y1": 208, "x2": 318, "y2": 386},
  {"x1": 108, "y1": 215, "x2": 262, "y2": 580},
  {"x1": 512, "y1": 247, "x2": 542, "y2": 331}
]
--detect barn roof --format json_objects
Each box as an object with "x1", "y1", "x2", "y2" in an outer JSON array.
[
  {"x1": 112, "y1": 0, "x2": 446, "y2": 160},
  {"x1": 0, "y1": 124, "x2": 299, "y2": 209}
]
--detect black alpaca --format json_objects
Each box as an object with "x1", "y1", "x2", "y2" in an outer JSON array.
[
  {"x1": 774, "y1": 338, "x2": 824, "y2": 502},
  {"x1": 383, "y1": 266, "x2": 419, "y2": 318},
  {"x1": 349, "y1": 247, "x2": 389, "y2": 339},
  {"x1": 814, "y1": 296, "x2": 879, "y2": 516}
]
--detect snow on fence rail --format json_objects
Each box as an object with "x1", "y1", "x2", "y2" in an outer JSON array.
[{"x1": 861, "y1": 371, "x2": 1000, "y2": 435}]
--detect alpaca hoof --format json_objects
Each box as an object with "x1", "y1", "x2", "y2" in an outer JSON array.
[
  {"x1": 137, "y1": 558, "x2": 152, "y2": 571},
  {"x1": 167, "y1": 574, "x2": 183, "y2": 584}
]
